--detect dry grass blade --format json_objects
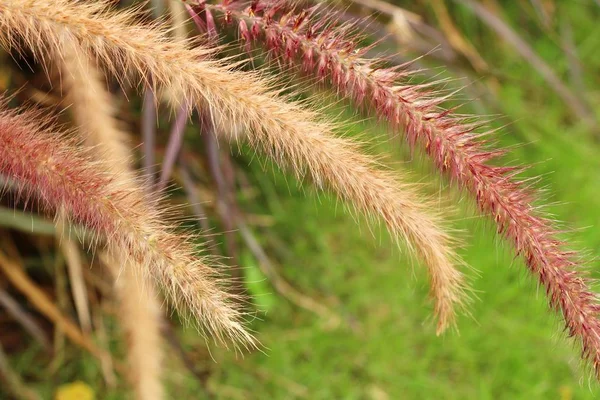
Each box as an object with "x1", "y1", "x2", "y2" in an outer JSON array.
[
  {"x1": 0, "y1": 250, "x2": 114, "y2": 369},
  {"x1": 0, "y1": 0, "x2": 470, "y2": 332},
  {"x1": 349, "y1": 0, "x2": 421, "y2": 22},
  {"x1": 56, "y1": 216, "x2": 92, "y2": 333},
  {"x1": 192, "y1": 0, "x2": 600, "y2": 375},
  {"x1": 430, "y1": 0, "x2": 489, "y2": 73},
  {"x1": 59, "y1": 42, "x2": 165, "y2": 400},
  {"x1": 201, "y1": 117, "x2": 242, "y2": 284},
  {"x1": 90, "y1": 302, "x2": 117, "y2": 388},
  {"x1": 0, "y1": 288, "x2": 51, "y2": 352},
  {"x1": 103, "y1": 255, "x2": 164, "y2": 400},
  {"x1": 560, "y1": 20, "x2": 586, "y2": 97},
  {"x1": 142, "y1": 88, "x2": 158, "y2": 185},
  {"x1": 158, "y1": 104, "x2": 188, "y2": 192},
  {"x1": 179, "y1": 166, "x2": 221, "y2": 256}
]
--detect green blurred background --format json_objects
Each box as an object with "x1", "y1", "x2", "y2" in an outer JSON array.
[{"x1": 3, "y1": 0, "x2": 600, "y2": 399}]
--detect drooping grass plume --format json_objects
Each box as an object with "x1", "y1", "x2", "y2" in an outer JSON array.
[
  {"x1": 0, "y1": 0, "x2": 469, "y2": 332},
  {"x1": 0, "y1": 101, "x2": 253, "y2": 347},
  {"x1": 60, "y1": 42, "x2": 165, "y2": 400},
  {"x1": 191, "y1": 0, "x2": 600, "y2": 376}
]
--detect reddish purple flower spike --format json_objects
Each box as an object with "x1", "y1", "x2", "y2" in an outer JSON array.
[{"x1": 184, "y1": 0, "x2": 600, "y2": 377}]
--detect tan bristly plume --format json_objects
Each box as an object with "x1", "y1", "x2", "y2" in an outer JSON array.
[
  {"x1": 0, "y1": 0, "x2": 469, "y2": 331},
  {"x1": 60, "y1": 42, "x2": 164, "y2": 400}
]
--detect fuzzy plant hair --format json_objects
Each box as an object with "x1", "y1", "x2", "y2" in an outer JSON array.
[
  {"x1": 59, "y1": 41, "x2": 165, "y2": 400},
  {"x1": 0, "y1": 0, "x2": 598, "y2": 395},
  {"x1": 186, "y1": 0, "x2": 600, "y2": 376},
  {"x1": 0, "y1": 0, "x2": 470, "y2": 335},
  {"x1": 0, "y1": 101, "x2": 253, "y2": 346}
]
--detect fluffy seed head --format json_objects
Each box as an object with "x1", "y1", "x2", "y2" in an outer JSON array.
[
  {"x1": 0, "y1": 101, "x2": 254, "y2": 348},
  {"x1": 193, "y1": 0, "x2": 600, "y2": 375},
  {"x1": 0, "y1": 0, "x2": 470, "y2": 332}
]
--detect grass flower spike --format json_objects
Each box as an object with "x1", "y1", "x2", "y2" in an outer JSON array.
[
  {"x1": 192, "y1": 0, "x2": 600, "y2": 375},
  {"x1": 0, "y1": 0, "x2": 470, "y2": 332},
  {"x1": 0, "y1": 102, "x2": 253, "y2": 347},
  {"x1": 0, "y1": 0, "x2": 596, "y2": 393}
]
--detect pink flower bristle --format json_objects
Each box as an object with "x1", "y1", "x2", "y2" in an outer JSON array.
[{"x1": 186, "y1": 0, "x2": 600, "y2": 377}]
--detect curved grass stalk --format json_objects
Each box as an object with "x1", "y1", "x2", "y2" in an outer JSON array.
[
  {"x1": 0, "y1": 102, "x2": 253, "y2": 347},
  {"x1": 193, "y1": 0, "x2": 600, "y2": 375},
  {"x1": 0, "y1": 0, "x2": 469, "y2": 332},
  {"x1": 60, "y1": 42, "x2": 165, "y2": 400}
]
